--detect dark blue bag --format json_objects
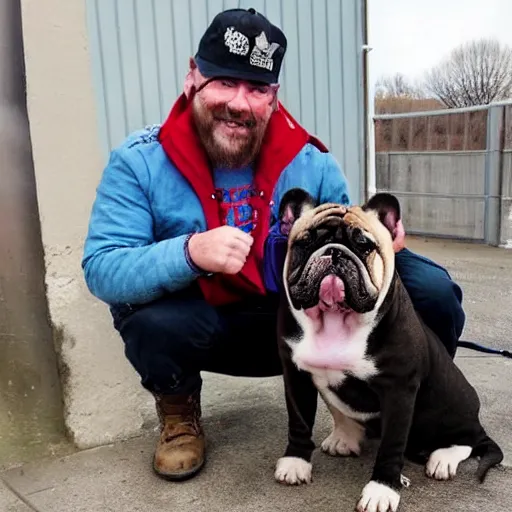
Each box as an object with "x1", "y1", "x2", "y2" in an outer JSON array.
[{"x1": 262, "y1": 221, "x2": 289, "y2": 294}]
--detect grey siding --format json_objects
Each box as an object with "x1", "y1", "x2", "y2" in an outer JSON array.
[{"x1": 86, "y1": 0, "x2": 366, "y2": 201}]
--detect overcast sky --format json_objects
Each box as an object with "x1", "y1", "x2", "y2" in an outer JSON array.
[{"x1": 368, "y1": 0, "x2": 512, "y2": 91}]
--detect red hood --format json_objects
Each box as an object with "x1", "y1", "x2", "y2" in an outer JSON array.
[{"x1": 158, "y1": 92, "x2": 328, "y2": 306}]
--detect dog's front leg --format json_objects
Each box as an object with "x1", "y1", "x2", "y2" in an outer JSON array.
[
  {"x1": 274, "y1": 339, "x2": 318, "y2": 485},
  {"x1": 274, "y1": 308, "x2": 318, "y2": 485},
  {"x1": 356, "y1": 384, "x2": 418, "y2": 512}
]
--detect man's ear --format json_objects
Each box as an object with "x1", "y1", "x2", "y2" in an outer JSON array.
[
  {"x1": 184, "y1": 57, "x2": 198, "y2": 99},
  {"x1": 278, "y1": 188, "x2": 317, "y2": 235},
  {"x1": 270, "y1": 84, "x2": 280, "y2": 112},
  {"x1": 362, "y1": 192, "x2": 401, "y2": 237}
]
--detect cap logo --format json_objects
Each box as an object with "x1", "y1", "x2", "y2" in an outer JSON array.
[
  {"x1": 250, "y1": 31, "x2": 280, "y2": 71},
  {"x1": 224, "y1": 26, "x2": 249, "y2": 56}
]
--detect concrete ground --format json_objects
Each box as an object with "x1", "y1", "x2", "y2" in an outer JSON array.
[{"x1": 1, "y1": 236, "x2": 512, "y2": 512}]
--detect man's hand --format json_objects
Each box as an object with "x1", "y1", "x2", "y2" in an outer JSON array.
[
  {"x1": 392, "y1": 219, "x2": 406, "y2": 253},
  {"x1": 188, "y1": 226, "x2": 254, "y2": 274}
]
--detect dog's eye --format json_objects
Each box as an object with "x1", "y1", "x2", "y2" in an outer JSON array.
[
  {"x1": 294, "y1": 231, "x2": 313, "y2": 247},
  {"x1": 316, "y1": 228, "x2": 330, "y2": 240},
  {"x1": 350, "y1": 228, "x2": 375, "y2": 255}
]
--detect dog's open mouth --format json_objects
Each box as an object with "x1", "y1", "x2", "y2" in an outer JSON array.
[
  {"x1": 300, "y1": 274, "x2": 363, "y2": 368},
  {"x1": 286, "y1": 244, "x2": 379, "y2": 371},
  {"x1": 304, "y1": 274, "x2": 352, "y2": 318}
]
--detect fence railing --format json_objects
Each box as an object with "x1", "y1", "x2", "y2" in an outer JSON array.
[{"x1": 373, "y1": 101, "x2": 512, "y2": 247}]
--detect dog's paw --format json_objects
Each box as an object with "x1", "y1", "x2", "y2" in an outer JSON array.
[
  {"x1": 321, "y1": 428, "x2": 362, "y2": 457},
  {"x1": 426, "y1": 445, "x2": 472, "y2": 481},
  {"x1": 355, "y1": 481, "x2": 400, "y2": 512},
  {"x1": 274, "y1": 456, "x2": 312, "y2": 485}
]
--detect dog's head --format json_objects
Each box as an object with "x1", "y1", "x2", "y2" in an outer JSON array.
[
  {"x1": 279, "y1": 188, "x2": 401, "y2": 373},
  {"x1": 283, "y1": 190, "x2": 399, "y2": 314}
]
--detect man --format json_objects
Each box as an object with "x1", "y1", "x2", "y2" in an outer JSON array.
[{"x1": 82, "y1": 8, "x2": 465, "y2": 482}]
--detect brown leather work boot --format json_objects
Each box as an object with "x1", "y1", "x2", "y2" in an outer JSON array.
[{"x1": 152, "y1": 390, "x2": 205, "y2": 480}]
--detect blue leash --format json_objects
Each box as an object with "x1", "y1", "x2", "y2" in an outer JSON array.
[{"x1": 457, "y1": 340, "x2": 512, "y2": 358}]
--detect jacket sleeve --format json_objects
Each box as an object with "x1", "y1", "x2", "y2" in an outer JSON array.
[
  {"x1": 318, "y1": 152, "x2": 352, "y2": 206},
  {"x1": 81, "y1": 148, "x2": 198, "y2": 305}
]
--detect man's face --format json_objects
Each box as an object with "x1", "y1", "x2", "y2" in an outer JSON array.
[{"x1": 191, "y1": 73, "x2": 278, "y2": 169}]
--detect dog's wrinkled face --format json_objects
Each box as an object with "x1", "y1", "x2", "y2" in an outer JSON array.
[
  {"x1": 285, "y1": 202, "x2": 395, "y2": 314},
  {"x1": 281, "y1": 189, "x2": 397, "y2": 374}
]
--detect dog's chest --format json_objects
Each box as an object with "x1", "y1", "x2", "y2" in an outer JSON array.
[
  {"x1": 289, "y1": 315, "x2": 379, "y2": 378},
  {"x1": 313, "y1": 372, "x2": 381, "y2": 421}
]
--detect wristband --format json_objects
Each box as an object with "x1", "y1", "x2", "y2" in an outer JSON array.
[{"x1": 184, "y1": 233, "x2": 213, "y2": 277}]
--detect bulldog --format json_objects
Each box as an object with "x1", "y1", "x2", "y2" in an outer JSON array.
[{"x1": 273, "y1": 189, "x2": 503, "y2": 512}]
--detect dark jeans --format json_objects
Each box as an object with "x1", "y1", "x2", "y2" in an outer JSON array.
[
  {"x1": 111, "y1": 248, "x2": 465, "y2": 395},
  {"x1": 395, "y1": 248, "x2": 465, "y2": 358},
  {"x1": 111, "y1": 287, "x2": 283, "y2": 395}
]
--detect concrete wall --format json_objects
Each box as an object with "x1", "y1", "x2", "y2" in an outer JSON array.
[
  {"x1": 20, "y1": 0, "x2": 155, "y2": 450},
  {"x1": 0, "y1": 0, "x2": 67, "y2": 469},
  {"x1": 376, "y1": 151, "x2": 487, "y2": 240}
]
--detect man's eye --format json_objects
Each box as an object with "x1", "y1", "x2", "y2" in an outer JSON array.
[
  {"x1": 220, "y1": 80, "x2": 236, "y2": 87},
  {"x1": 246, "y1": 82, "x2": 271, "y2": 95}
]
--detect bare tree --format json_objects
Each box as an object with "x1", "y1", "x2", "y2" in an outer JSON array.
[
  {"x1": 373, "y1": 73, "x2": 441, "y2": 114},
  {"x1": 424, "y1": 38, "x2": 512, "y2": 108},
  {"x1": 375, "y1": 73, "x2": 424, "y2": 99}
]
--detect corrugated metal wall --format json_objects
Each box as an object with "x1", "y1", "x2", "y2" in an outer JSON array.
[{"x1": 85, "y1": 0, "x2": 366, "y2": 202}]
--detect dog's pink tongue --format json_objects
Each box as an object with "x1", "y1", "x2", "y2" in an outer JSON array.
[
  {"x1": 304, "y1": 275, "x2": 345, "y2": 320},
  {"x1": 318, "y1": 275, "x2": 345, "y2": 308}
]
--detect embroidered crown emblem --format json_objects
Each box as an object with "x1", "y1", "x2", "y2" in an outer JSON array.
[{"x1": 250, "y1": 31, "x2": 280, "y2": 71}]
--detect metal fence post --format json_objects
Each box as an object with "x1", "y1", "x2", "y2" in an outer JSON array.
[{"x1": 484, "y1": 106, "x2": 504, "y2": 246}]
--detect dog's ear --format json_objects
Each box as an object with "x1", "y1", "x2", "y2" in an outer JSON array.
[
  {"x1": 362, "y1": 192, "x2": 401, "y2": 236},
  {"x1": 278, "y1": 188, "x2": 317, "y2": 235}
]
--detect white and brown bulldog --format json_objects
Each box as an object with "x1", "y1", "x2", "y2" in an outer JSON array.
[{"x1": 274, "y1": 188, "x2": 503, "y2": 512}]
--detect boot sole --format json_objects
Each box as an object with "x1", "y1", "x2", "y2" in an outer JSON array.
[{"x1": 153, "y1": 456, "x2": 205, "y2": 482}]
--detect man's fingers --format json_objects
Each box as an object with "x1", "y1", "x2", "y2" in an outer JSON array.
[
  {"x1": 392, "y1": 220, "x2": 406, "y2": 253},
  {"x1": 231, "y1": 228, "x2": 254, "y2": 246},
  {"x1": 229, "y1": 250, "x2": 248, "y2": 267},
  {"x1": 227, "y1": 236, "x2": 252, "y2": 254},
  {"x1": 224, "y1": 254, "x2": 246, "y2": 274}
]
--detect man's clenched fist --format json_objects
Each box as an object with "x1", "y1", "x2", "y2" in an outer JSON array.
[{"x1": 188, "y1": 226, "x2": 254, "y2": 275}]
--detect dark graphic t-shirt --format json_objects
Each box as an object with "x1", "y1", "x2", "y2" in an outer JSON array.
[{"x1": 213, "y1": 165, "x2": 255, "y2": 234}]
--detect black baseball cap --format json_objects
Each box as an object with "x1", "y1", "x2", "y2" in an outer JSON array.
[{"x1": 194, "y1": 8, "x2": 287, "y2": 85}]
